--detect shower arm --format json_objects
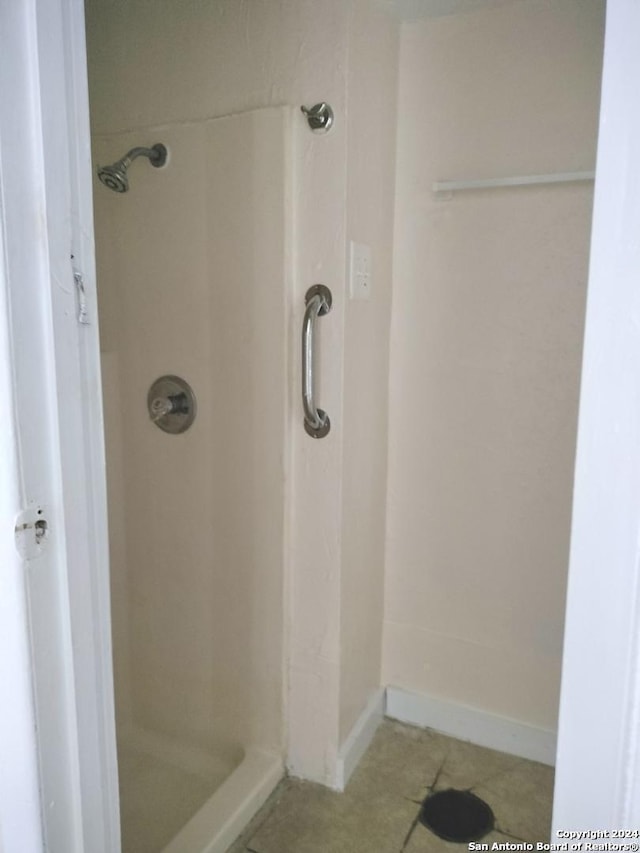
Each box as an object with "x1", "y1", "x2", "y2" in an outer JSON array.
[{"x1": 118, "y1": 146, "x2": 165, "y2": 169}]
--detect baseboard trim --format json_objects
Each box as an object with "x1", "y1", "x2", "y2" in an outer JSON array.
[
  {"x1": 385, "y1": 686, "x2": 557, "y2": 766},
  {"x1": 334, "y1": 688, "x2": 385, "y2": 791}
]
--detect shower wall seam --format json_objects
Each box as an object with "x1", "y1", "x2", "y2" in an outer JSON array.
[{"x1": 90, "y1": 104, "x2": 295, "y2": 139}]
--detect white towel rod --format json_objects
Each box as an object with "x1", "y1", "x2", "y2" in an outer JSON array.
[{"x1": 433, "y1": 170, "x2": 595, "y2": 195}]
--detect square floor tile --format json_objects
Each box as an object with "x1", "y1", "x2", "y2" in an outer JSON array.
[
  {"x1": 432, "y1": 736, "x2": 523, "y2": 793},
  {"x1": 353, "y1": 721, "x2": 450, "y2": 801},
  {"x1": 404, "y1": 825, "x2": 517, "y2": 853},
  {"x1": 246, "y1": 776, "x2": 418, "y2": 853},
  {"x1": 474, "y1": 760, "x2": 554, "y2": 842}
]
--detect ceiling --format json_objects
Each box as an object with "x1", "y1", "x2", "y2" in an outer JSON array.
[{"x1": 378, "y1": 0, "x2": 526, "y2": 21}]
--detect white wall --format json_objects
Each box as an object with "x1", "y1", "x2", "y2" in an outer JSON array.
[
  {"x1": 384, "y1": 0, "x2": 604, "y2": 732},
  {"x1": 86, "y1": 0, "x2": 399, "y2": 786}
]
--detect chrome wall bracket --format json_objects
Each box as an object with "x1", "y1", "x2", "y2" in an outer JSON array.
[
  {"x1": 301, "y1": 103, "x2": 334, "y2": 134},
  {"x1": 302, "y1": 284, "x2": 332, "y2": 439},
  {"x1": 148, "y1": 375, "x2": 197, "y2": 434}
]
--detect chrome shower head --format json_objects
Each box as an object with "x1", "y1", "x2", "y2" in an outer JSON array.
[
  {"x1": 97, "y1": 160, "x2": 129, "y2": 192},
  {"x1": 97, "y1": 143, "x2": 167, "y2": 193}
]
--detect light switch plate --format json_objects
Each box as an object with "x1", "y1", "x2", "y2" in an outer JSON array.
[{"x1": 349, "y1": 241, "x2": 371, "y2": 300}]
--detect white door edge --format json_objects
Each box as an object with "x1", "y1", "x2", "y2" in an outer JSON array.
[
  {"x1": 553, "y1": 0, "x2": 640, "y2": 835},
  {"x1": 0, "y1": 1, "x2": 120, "y2": 851},
  {"x1": 0, "y1": 67, "x2": 45, "y2": 853}
]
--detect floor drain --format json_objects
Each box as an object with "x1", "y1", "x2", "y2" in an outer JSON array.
[{"x1": 420, "y1": 789, "x2": 495, "y2": 843}]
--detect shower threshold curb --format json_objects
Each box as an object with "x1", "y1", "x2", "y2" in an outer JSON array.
[{"x1": 161, "y1": 749, "x2": 283, "y2": 853}]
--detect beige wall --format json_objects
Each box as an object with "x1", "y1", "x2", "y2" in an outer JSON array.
[
  {"x1": 340, "y1": 0, "x2": 399, "y2": 744},
  {"x1": 86, "y1": 0, "x2": 399, "y2": 785},
  {"x1": 383, "y1": 0, "x2": 604, "y2": 731}
]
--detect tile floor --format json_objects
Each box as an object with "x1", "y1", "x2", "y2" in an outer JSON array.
[{"x1": 229, "y1": 720, "x2": 554, "y2": 853}]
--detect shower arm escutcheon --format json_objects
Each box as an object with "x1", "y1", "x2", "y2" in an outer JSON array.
[{"x1": 302, "y1": 285, "x2": 332, "y2": 439}]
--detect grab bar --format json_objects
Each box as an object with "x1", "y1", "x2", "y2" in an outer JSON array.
[{"x1": 302, "y1": 284, "x2": 332, "y2": 438}]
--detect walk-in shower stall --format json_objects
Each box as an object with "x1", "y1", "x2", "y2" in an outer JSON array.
[
  {"x1": 94, "y1": 108, "x2": 291, "y2": 852},
  {"x1": 86, "y1": 0, "x2": 605, "y2": 851}
]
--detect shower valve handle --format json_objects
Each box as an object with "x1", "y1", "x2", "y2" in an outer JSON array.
[
  {"x1": 149, "y1": 393, "x2": 188, "y2": 421},
  {"x1": 150, "y1": 396, "x2": 172, "y2": 421}
]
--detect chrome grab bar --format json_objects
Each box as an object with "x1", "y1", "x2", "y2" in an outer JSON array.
[{"x1": 302, "y1": 284, "x2": 332, "y2": 438}]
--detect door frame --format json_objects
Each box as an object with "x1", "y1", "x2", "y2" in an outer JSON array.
[
  {"x1": 552, "y1": 0, "x2": 640, "y2": 833},
  {"x1": 0, "y1": 1, "x2": 119, "y2": 851}
]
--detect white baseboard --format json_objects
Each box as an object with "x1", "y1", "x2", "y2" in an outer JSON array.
[
  {"x1": 385, "y1": 686, "x2": 557, "y2": 766},
  {"x1": 334, "y1": 688, "x2": 385, "y2": 791}
]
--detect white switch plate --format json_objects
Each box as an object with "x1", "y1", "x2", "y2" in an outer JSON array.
[{"x1": 349, "y1": 241, "x2": 372, "y2": 300}]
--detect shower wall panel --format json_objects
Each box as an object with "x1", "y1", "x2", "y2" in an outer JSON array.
[
  {"x1": 95, "y1": 107, "x2": 289, "y2": 760},
  {"x1": 100, "y1": 351, "x2": 132, "y2": 729}
]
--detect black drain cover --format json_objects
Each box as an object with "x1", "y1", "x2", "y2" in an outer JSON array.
[{"x1": 420, "y1": 789, "x2": 494, "y2": 843}]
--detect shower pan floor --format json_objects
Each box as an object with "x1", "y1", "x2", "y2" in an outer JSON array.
[{"x1": 117, "y1": 733, "x2": 241, "y2": 853}]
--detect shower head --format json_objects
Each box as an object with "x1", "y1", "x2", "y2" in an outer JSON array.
[
  {"x1": 97, "y1": 161, "x2": 129, "y2": 193},
  {"x1": 97, "y1": 143, "x2": 167, "y2": 193}
]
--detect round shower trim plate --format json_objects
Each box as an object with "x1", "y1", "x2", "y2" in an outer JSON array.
[{"x1": 147, "y1": 375, "x2": 197, "y2": 434}]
